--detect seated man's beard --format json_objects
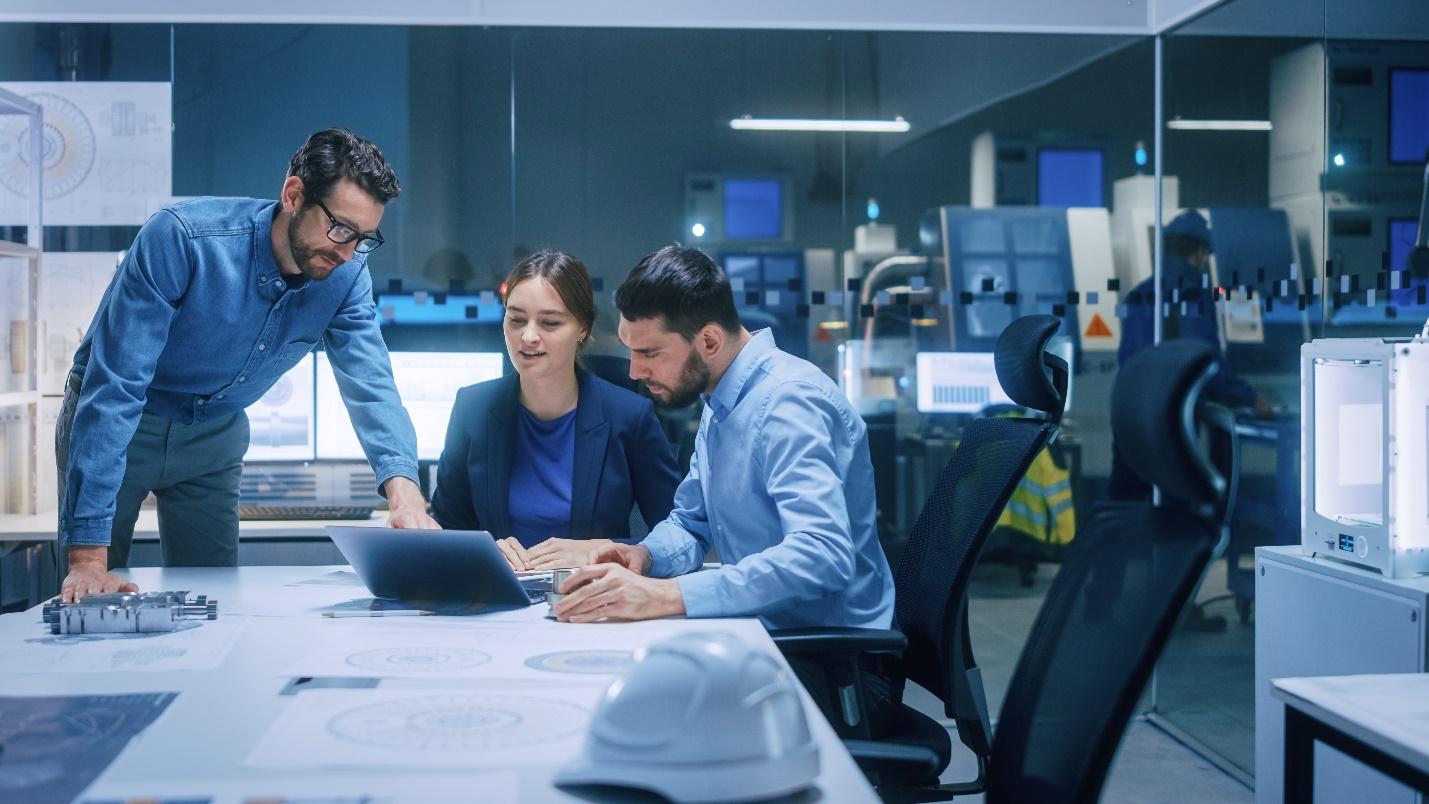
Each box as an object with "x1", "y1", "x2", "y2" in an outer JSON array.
[{"x1": 658, "y1": 350, "x2": 711, "y2": 409}]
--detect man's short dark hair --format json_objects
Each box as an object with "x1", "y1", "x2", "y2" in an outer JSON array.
[
  {"x1": 287, "y1": 128, "x2": 401, "y2": 206},
  {"x1": 615, "y1": 245, "x2": 742, "y2": 340}
]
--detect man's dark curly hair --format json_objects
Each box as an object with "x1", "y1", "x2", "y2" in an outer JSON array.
[{"x1": 286, "y1": 128, "x2": 401, "y2": 205}]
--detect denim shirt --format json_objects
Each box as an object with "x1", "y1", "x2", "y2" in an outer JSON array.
[
  {"x1": 61, "y1": 197, "x2": 419, "y2": 547},
  {"x1": 641, "y1": 329, "x2": 895, "y2": 630}
]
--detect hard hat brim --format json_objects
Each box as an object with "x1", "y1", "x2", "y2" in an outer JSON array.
[{"x1": 554, "y1": 741, "x2": 820, "y2": 803}]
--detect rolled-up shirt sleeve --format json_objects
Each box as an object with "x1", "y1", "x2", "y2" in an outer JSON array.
[
  {"x1": 61, "y1": 212, "x2": 191, "y2": 547},
  {"x1": 321, "y1": 264, "x2": 419, "y2": 493},
  {"x1": 642, "y1": 442, "x2": 711, "y2": 579},
  {"x1": 674, "y1": 383, "x2": 857, "y2": 618}
]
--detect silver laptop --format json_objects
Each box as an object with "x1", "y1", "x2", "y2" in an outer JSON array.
[{"x1": 325, "y1": 526, "x2": 541, "y2": 612}]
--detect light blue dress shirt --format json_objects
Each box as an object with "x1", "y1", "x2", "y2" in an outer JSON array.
[
  {"x1": 61, "y1": 198, "x2": 419, "y2": 547},
  {"x1": 642, "y1": 329, "x2": 895, "y2": 630}
]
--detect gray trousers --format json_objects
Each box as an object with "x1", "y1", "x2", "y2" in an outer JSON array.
[{"x1": 57, "y1": 372, "x2": 249, "y2": 571}]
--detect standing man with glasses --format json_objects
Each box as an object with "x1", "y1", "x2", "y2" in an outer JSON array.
[{"x1": 56, "y1": 128, "x2": 437, "y2": 602}]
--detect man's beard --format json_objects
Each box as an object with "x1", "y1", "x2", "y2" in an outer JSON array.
[
  {"x1": 653, "y1": 348, "x2": 711, "y2": 409},
  {"x1": 287, "y1": 210, "x2": 343, "y2": 282}
]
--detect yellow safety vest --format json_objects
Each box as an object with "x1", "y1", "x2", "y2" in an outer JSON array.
[{"x1": 996, "y1": 445, "x2": 1076, "y2": 546}]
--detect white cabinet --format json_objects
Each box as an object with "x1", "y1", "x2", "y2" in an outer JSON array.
[{"x1": 1255, "y1": 546, "x2": 1428, "y2": 804}]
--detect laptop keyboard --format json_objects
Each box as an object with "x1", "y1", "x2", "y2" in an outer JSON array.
[
  {"x1": 239, "y1": 504, "x2": 375, "y2": 521},
  {"x1": 521, "y1": 578, "x2": 550, "y2": 603}
]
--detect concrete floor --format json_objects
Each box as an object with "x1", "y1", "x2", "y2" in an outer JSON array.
[{"x1": 895, "y1": 559, "x2": 1256, "y2": 802}]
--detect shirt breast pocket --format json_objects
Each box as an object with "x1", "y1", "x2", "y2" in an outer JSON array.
[{"x1": 268, "y1": 339, "x2": 319, "y2": 379}]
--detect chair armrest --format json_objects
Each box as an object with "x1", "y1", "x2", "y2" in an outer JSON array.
[
  {"x1": 769, "y1": 627, "x2": 906, "y2": 655},
  {"x1": 844, "y1": 739, "x2": 944, "y2": 780}
]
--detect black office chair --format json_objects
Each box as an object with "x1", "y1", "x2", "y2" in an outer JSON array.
[
  {"x1": 982, "y1": 338, "x2": 1238, "y2": 803},
  {"x1": 773, "y1": 314, "x2": 1069, "y2": 793}
]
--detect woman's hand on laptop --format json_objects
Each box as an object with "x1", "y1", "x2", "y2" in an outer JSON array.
[
  {"x1": 496, "y1": 537, "x2": 533, "y2": 571},
  {"x1": 525, "y1": 538, "x2": 612, "y2": 570}
]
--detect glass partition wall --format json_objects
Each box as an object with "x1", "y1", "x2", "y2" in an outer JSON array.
[{"x1": 15, "y1": 8, "x2": 1424, "y2": 786}]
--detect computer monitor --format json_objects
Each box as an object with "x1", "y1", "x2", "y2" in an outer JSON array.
[
  {"x1": 315, "y1": 351, "x2": 505, "y2": 462},
  {"x1": 1038, "y1": 148, "x2": 1104, "y2": 207},
  {"x1": 1389, "y1": 69, "x2": 1429, "y2": 165},
  {"x1": 244, "y1": 354, "x2": 316, "y2": 463},
  {"x1": 915, "y1": 352, "x2": 1013, "y2": 414},
  {"x1": 723, "y1": 177, "x2": 785, "y2": 240}
]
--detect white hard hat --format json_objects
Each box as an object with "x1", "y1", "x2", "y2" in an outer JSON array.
[{"x1": 555, "y1": 631, "x2": 820, "y2": 802}]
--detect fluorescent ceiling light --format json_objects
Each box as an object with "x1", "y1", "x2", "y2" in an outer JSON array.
[
  {"x1": 1166, "y1": 118, "x2": 1272, "y2": 131},
  {"x1": 731, "y1": 116, "x2": 910, "y2": 133}
]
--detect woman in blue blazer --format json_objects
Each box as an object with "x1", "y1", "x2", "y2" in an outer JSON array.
[{"x1": 431, "y1": 250, "x2": 680, "y2": 571}]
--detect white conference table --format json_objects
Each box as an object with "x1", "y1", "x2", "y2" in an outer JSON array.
[
  {"x1": 0, "y1": 510, "x2": 380, "y2": 543},
  {"x1": 0, "y1": 565, "x2": 878, "y2": 803},
  {"x1": 1273, "y1": 674, "x2": 1429, "y2": 801}
]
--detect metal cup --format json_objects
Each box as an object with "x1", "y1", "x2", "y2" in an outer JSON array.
[{"x1": 548, "y1": 568, "x2": 576, "y2": 610}]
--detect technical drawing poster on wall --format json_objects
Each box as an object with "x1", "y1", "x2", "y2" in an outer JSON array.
[{"x1": 0, "y1": 82, "x2": 171, "y2": 226}]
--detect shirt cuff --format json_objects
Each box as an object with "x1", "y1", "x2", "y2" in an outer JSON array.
[
  {"x1": 675, "y1": 569, "x2": 728, "y2": 618},
  {"x1": 61, "y1": 517, "x2": 114, "y2": 547},
  {"x1": 643, "y1": 522, "x2": 692, "y2": 578},
  {"x1": 372, "y1": 459, "x2": 420, "y2": 497}
]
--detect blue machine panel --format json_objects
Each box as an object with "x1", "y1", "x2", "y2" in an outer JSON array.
[{"x1": 941, "y1": 206, "x2": 1081, "y2": 356}]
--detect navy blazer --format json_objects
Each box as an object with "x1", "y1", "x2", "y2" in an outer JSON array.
[{"x1": 431, "y1": 369, "x2": 681, "y2": 541}]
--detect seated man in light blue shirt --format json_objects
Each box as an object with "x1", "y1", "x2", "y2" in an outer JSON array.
[{"x1": 553, "y1": 245, "x2": 895, "y2": 632}]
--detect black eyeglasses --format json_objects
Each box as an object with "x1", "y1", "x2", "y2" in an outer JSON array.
[{"x1": 313, "y1": 198, "x2": 384, "y2": 254}]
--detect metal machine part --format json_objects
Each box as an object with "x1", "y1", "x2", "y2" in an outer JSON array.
[{"x1": 41, "y1": 591, "x2": 218, "y2": 635}]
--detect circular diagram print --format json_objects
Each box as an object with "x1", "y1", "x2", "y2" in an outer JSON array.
[
  {"x1": 524, "y1": 649, "x2": 635, "y2": 675},
  {"x1": 0, "y1": 93, "x2": 98, "y2": 200},
  {"x1": 344, "y1": 646, "x2": 491, "y2": 673},
  {"x1": 327, "y1": 693, "x2": 587, "y2": 751}
]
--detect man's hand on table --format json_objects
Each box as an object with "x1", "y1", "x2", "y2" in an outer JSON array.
[
  {"x1": 62, "y1": 545, "x2": 139, "y2": 602},
  {"x1": 553, "y1": 543, "x2": 684, "y2": 622},
  {"x1": 383, "y1": 477, "x2": 439, "y2": 529}
]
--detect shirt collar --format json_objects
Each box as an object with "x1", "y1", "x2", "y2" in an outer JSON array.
[
  {"x1": 702, "y1": 328, "x2": 775, "y2": 419},
  {"x1": 254, "y1": 201, "x2": 309, "y2": 291}
]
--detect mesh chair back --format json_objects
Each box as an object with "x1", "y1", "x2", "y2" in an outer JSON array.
[
  {"x1": 895, "y1": 417, "x2": 1053, "y2": 695},
  {"x1": 986, "y1": 338, "x2": 1236, "y2": 803},
  {"x1": 985, "y1": 504, "x2": 1217, "y2": 804},
  {"x1": 892, "y1": 315, "x2": 1068, "y2": 758}
]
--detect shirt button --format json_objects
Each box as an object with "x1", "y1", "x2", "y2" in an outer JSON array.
[
  {"x1": 216, "y1": 393, "x2": 225, "y2": 399},
  {"x1": 258, "y1": 344, "x2": 266, "y2": 351},
  {"x1": 197, "y1": 399, "x2": 206, "y2": 405},
  {"x1": 238, "y1": 376, "x2": 247, "y2": 383}
]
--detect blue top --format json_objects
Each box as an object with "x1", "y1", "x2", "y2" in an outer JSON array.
[
  {"x1": 641, "y1": 329, "x2": 896, "y2": 630},
  {"x1": 431, "y1": 370, "x2": 681, "y2": 544},
  {"x1": 1117, "y1": 256, "x2": 1257, "y2": 408},
  {"x1": 508, "y1": 406, "x2": 578, "y2": 547},
  {"x1": 61, "y1": 198, "x2": 419, "y2": 548}
]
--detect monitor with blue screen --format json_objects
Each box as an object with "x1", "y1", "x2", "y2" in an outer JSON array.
[
  {"x1": 316, "y1": 351, "x2": 505, "y2": 461},
  {"x1": 915, "y1": 352, "x2": 1013, "y2": 414},
  {"x1": 1389, "y1": 69, "x2": 1429, "y2": 165},
  {"x1": 723, "y1": 178, "x2": 784, "y2": 240},
  {"x1": 1038, "y1": 148, "x2": 1104, "y2": 207}
]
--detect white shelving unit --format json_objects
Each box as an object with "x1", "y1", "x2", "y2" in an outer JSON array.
[{"x1": 0, "y1": 87, "x2": 44, "y2": 516}]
